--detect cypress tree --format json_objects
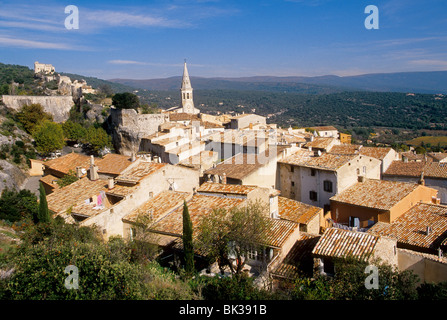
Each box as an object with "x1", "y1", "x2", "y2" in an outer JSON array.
[
  {"x1": 37, "y1": 182, "x2": 50, "y2": 223},
  {"x1": 182, "y1": 200, "x2": 194, "y2": 274}
]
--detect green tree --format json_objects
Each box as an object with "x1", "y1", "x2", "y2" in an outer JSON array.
[
  {"x1": 196, "y1": 201, "x2": 269, "y2": 275},
  {"x1": 182, "y1": 201, "x2": 195, "y2": 275},
  {"x1": 33, "y1": 121, "x2": 65, "y2": 155},
  {"x1": 112, "y1": 92, "x2": 140, "y2": 110},
  {"x1": 36, "y1": 183, "x2": 50, "y2": 224},
  {"x1": 0, "y1": 188, "x2": 38, "y2": 223},
  {"x1": 62, "y1": 120, "x2": 87, "y2": 143},
  {"x1": 85, "y1": 126, "x2": 112, "y2": 154},
  {"x1": 15, "y1": 104, "x2": 53, "y2": 134}
]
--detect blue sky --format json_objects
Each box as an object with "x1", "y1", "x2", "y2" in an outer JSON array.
[{"x1": 0, "y1": 0, "x2": 446, "y2": 79}]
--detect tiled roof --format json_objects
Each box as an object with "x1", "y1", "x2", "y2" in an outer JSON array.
[
  {"x1": 44, "y1": 152, "x2": 133, "y2": 176},
  {"x1": 280, "y1": 152, "x2": 357, "y2": 171},
  {"x1": 309, "y1": 126, "x2": 338, "y2": 131},
  {"x1": 46, "y1": 178, "x2": 108, "y2": 215},
  {"x1": 44, "y1": 152, "x2": 90, "y2": 175},
  {"x1": 263, "y1": 218, "x2": 299, "y2": 248},
  {"x1": 367, "y1": 203, "x2": 447, "y2": 251},
  {"x1": 150, "y1": 194, "x2": 245, "y2": 236},
  {"x1": 169, "y1": 113, "x2": 200, "y2": 122},
  {"x1": 204, "y1": 150, "x2": 276, "y2": 180},
  {"x1": 359, "y1": 147, "x2": 393, "y2": 161},
  {"x1": 278, "y1": 196, "x2": 321, "y2": 225},
  {"x1": 95, "y1": 153, "x2": 133, "y2": 175},
  {"x1": 312, "y1": 227, "x2": 380, "y2": 261},
  {"x1": 330, "y1": 179, "x2": 420, "y2": 210},
  {"x1": 272, "y1": 233, "x2": 320, "y2": 279},
  {"x1": 305, "y1": 137, "x2": 337, "y2": 150},
  {"x1": 115, "y1": 162, "x2": 166, "y2": 184},
  {"x1": 400, "y1": 151, "x2": 432, "y2": 162},
  {"x1": 123, "y1": 190, "x2": 191, "y2": 224},
  {"x1": 329, "y1": 144, "x2": 361, "y2": 155},
  {"x1": 197, "y1": 182, "x2": 258, "y2": 196},
  {"x1": 39, "y1": 174, "x2": 60, "y2": 189},
  {"x1": 178, "y1": 151, "x2": 218, "y2": 169},
  {"x1": 428, "y1": 152, "x2": 447, "y2": 162},
  {"x1": 384, "y1": 161, "x2": 447, "y2": 179}
]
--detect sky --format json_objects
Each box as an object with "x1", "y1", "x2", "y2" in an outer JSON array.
[{"x1": 0, "y1": 0, "x2": 446, "y2": 80}]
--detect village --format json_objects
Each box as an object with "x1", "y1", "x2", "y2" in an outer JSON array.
[{"x1": 25, "y1": 61, "x2": 447, "y2": 287}]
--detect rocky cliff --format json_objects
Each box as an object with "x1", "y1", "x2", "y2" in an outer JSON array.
[
  {"x1": 109, "y1": 108, "x2": 168, "y2": 156},
  {"x1": 1, "y1": 95, "x2": 75, "y2": 123},
  {"x1": 0, "y1": 160, "x2": 27, "y2": 194}
]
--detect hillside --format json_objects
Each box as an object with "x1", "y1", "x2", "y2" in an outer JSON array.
[
  {"x1": 109, "y1": 76, "x2": 349, "y2": 94},
  {"x1": 137, "y1": 89, "x2": 447, "y2": 130},
  {"x1": 110, "y1": 71, "x2": 447, "y2": 94}
]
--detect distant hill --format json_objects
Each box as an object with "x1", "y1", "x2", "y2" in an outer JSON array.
[{"x1": 109, "y1": 71, "x2": 447, "y2": 94}]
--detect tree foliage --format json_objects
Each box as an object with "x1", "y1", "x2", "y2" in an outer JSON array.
[
  {"x1": 32, "y1": 120, "x2": 65, "y2": 155},
  {"x1": 112, "y1": 92, "x2": 140, "y2": 110},
  {"x1": 85, "y1": 126, "x2": 112, "y2": 154},
  {"x1": 195, "y1": 201, "x2": 269, "y2": 275},
  {"x1": 0, "y1": 188, "x2": 38, "y2": 223},
  {"x1": 36, "y1": 183, "x2": 50, "y2": 224},
  {"x1": 15, "y1": 104, "x2": 53, "y2": 134},
  {"x1": 182, "y1": 201, "x2": 195, "y2": 275},
  {"x1": 62, "y1": 120, "x2": 87, "y2": 142}
]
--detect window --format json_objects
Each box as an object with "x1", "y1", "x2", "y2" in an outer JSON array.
[
  {"x1": 323, "y1": 180, "x2": 333, "y2": 192},
  {"x1": 309, "y1": 191, "x2": 318, "y2": 201},
  {"x1": 363, "y1": 166, "x2": 367, "y2": 174},
  {"x1": 291, "y1": 166, "x2": 294, "y2": 173},
  {"x1": 311, "y1": 169, "x2": 316, "y2": 176},
  {"x1": 291, "y1": 181, "x2": 295, "y2": 187}
]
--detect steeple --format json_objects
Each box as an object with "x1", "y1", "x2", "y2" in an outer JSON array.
[
  {"x1": 181, "y1": 60, "x2": 192, "y2": 90},
  {"x1": 180, "y1": 60, "x2": 195, "y2": 113}
]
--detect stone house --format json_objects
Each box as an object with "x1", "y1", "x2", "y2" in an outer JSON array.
[
  {"x1": 383, "y1": 160, "x2": 447, "y2": 204},
  {"x1": 330, "y1": 179, "x2": 439, "y2": 229},
  {"x1": 278, "y1": 149, "x2": 381, "y2": 211},
  {"x1": 45, "y1": 157, "x2": 200, "y2": 239},
  {"x1": 312, "y1": 227, "x2": 398, "y2": 276}
]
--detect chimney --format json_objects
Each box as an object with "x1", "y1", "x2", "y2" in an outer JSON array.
[
  {"x1": 221, "y1": 173, "x2": 227, "y2": 185},
  {"x1": 108, "y1": 177, "x2": 114, "y2": 190},
  {"x1": 418, "y1": 171, "x2": 425, "y2": 185},
  {"x1": 131, "y1": 152, "x2": 136, "y2": 162},
  {"x1": 308, "y1": 146, "x2": 312, "y2": 152},
  {"x1": 75, "y1": 166, "x2": 83, "y2": 179},
  {"x1": 402, "y1": 155, "x2": 408, "y2": 163},
  {"x1": 426, "y1": 226, "x2": 432, "y2": 236},
  {"x1": 438, "y1": 248, "x2": 443, "y2": 259},
  {"x1": 432, "y1": 196, "x2": 441, "y2": 205},
  {"x1": 89, "y1": 155, "x2": 99, "y2": 181}
]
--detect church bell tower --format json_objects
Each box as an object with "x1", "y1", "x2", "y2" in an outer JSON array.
[{"x1": 180, "y1": 60, "x2": 195, "y2": 113}]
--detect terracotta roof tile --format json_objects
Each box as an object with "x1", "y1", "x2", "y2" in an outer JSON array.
[
  {"x1": 46, "y1": 178, "x2": 108, "y2": 215},
  {"x1": 278, "y1": 196, "x2": 322, "y2": 224},
  {"x1": 330, "y1": 179, "x2": 420, "y2": 210},
  {"x1": 367, "y1": 203, "x2": 447, "y2": 251},
  {"x1": 304, "y1": 137, "x2": 337, "y2": 150},
  {"x1": 384, "y1": 161, "x2": 447, "y2": 179},
  {"x1": 360, "y1": 147, "x2": 394, "y2": 161},
  {"x1": 95, "y1": 153, "x2": 133, "y2": 175},
  {"x1": 44, "y1": 152, "x2": 90, "y2": 175},
  {"x1": 280, "y1": 152, "x2": 357, "y2": 171},
  {"x1": 150, "y1": 194, "x2": 245, "y2": 236},
  {"x1": 123, "y1": 190, "x2": 191, "y2": 224},
  {"x1": 197, "y1": 182, "x2": 258, "y2": 195},
  {"x1": 115, "y1": 162, "x2": 166, "y2": 184},
  {"x1": 312, "y1": 227, "x2": 380, "y2": 261}
]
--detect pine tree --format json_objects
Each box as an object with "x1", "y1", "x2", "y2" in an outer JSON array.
[
  {"x1": 36, "y1": 182, "x2": 50, "y2": 223},
  {"x1": 182, "y1": 200, "x2": 194, "y2": 274}
]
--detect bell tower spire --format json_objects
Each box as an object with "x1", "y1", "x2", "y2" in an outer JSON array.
[{"x1": 180, "y1": 60, "x2": 194, "y2": 113}]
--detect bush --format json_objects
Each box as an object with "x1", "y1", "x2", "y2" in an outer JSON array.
[{"x1": 0, "y1": 188, "x2": 38, "y2": 223}]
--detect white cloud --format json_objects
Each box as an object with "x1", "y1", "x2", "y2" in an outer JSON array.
[{"x1": 0, "y1": 36, "x2": 74, "y2": 50}]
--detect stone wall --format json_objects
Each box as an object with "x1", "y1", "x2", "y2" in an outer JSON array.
[
  {"x1": 110, "y1": 108, "x2": 168, "y2": 156},
  {"x1": 2, "y1": 95, "x2": 74, "y2": 123}
]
